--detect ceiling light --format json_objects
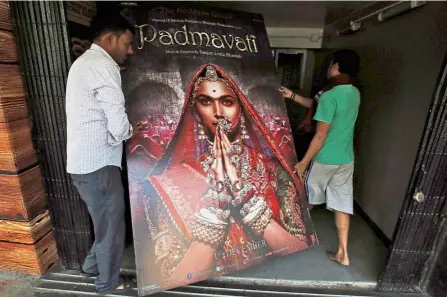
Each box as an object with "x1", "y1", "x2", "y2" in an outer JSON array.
[
  {"x1": 336, "y1": 21, "x2": 362, "y2": 36},
  {"x1": 378, "y1": 1, "x2": 426, "y2": 22}
]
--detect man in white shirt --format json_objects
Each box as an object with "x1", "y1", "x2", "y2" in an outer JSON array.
[{"x1": 66, "y1": 13, "x2": 142, "y2": 293}]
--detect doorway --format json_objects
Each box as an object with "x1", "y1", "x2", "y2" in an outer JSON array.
[
  {"x1": 61, "y1": 0, "x2": 418, "y2": 290},
  {"x1": 10, "y1": 1, "x2": 446, "y2": 296}
]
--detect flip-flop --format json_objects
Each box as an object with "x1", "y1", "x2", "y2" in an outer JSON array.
[{"x1": 326, "y1": 251, "x2": 350, "y2": 266}]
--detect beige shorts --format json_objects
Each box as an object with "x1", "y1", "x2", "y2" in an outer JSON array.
[{"x1": 305, "y1": 161, "x2": 354, "y2": 214}]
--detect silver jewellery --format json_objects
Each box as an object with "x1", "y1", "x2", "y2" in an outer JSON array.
[
  {"x1": 240, "y1": 115, "x2": 249, "y2": 140},
  {"x1": 241, "y1": 196, "x2": 273, "y2": 236},
  {"x1": 196, "y1": 116, "x2": 208, "y2": 140},
  {"x1": 199, "y1": 132, "x2": 253, "y2": 208},
  {"x1": 226, "y1": 143, "x2": 243, "y2": 155},
  {"x1": 205, "y1": 65, "x2": 218, "y2": 82},
  {"x1": 217, "y1": 117, "x2": 232, "y2": 134},
  {"x1": 232, "y1": 180, "x2": 243, "y2": 192},
  {"x1": 191, "y1": 207, "x2": 228, "y2": 245},
  {"x1": 191, "y1": 65, "x2": 237, "y2": 106},
  {"x1": 191, "y1": 77, "x2": 205, "y2": 106},
  {"x1": 230, "y1": 155, "x2": 241, "y2": 166},
  {"x1": 201, "y1": 156, "x2": 214, "y2": 173},
  {"x1": 231, "y1": 182, "x2": 252, "y2": 207},
  {"x1": 202, "y1": 188, "x2": 232, "y2": 204},
  {"x1": 208, "y1": 145, "x2": 217, "y2": 159}
]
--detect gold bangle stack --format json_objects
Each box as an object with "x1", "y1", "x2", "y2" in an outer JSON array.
[
  {"x1": 231, "y1": 182, "x2": 252, "y2": 207},
  {"x1": 241, "y1": 196, "x2": 273, "y2": 236},
  {"x1": 191, "y1": 208, "x2": 228, "y2": 245},
  {"x1": 249, "y1": 207, "x2": 272, "y2": 236},
  {"x1": 191, "y1": 220, "x2": 227, "y2": 245}
]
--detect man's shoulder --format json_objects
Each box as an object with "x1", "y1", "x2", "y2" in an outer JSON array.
[
  {"x1": 70, "y1": 52, "x2": 117, "y2": 83},
  {"x1": 319, "y1": 89, "x2": 336, "y2": 103},
  {"x1": 72, "y1": 49, "x2": 111, "y2": 70},
  {"x1": 331, "y1": 85, "x2": 360, "y2": 96},
  {"x1": 326, "y1": 85, "x2": 360, "y2": 103}
]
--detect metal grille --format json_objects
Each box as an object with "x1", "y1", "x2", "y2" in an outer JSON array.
[
  {"x1": 378, "y1": 56, "x2": 447, "y2": 292},
  {"x1": 10, "y1": 1, "x2": 92, "y2": 269}
]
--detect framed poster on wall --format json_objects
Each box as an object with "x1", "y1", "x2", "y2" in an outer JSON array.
[{"x1": 121, "y1": 2, "x2": 318, "y2": 295}]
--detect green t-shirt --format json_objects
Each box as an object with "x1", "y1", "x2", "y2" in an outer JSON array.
[{"x1": 313, "y1": 85, "x2": 360, "y2": 165}]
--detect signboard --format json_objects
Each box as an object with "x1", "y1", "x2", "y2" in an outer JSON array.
[
  {"x1": 66, "y1": 1, "x2": 96, "y2": 27},
  {"x1": 66, "y1": 1, "x2": 96, "y2": 61},
  {"x1": 122, "y1": 3, "x2": 318, "y2": 296}
]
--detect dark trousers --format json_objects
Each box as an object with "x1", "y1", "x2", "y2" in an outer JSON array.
[{"x1": 71, "y1": 166, "x2": 125, "y2": 292}]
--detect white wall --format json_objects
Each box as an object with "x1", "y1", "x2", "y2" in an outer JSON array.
[
  {"x1": 267, "y1": 27, "x2": 323, "y2": 49},
  {"x1": 323, "y1": 2, "x2": 447, "y2": 238}
]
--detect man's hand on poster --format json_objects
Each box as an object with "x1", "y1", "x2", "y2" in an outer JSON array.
[
  {"x1": 294, "y1": 161, "x2": 309, "y2": 181},
  {"x1": 279, "y1": 86, "x2": 293, "y2": 100},
  {"x1": 132, "y1": 121, "x2": 144, "y2": 138}
]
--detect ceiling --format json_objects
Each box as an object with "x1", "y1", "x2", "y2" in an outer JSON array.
[{"x1": 204, "y1": 1, "x2": 371, "y2": 28}]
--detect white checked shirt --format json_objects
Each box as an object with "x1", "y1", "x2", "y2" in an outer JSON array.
[{"x1": 66, "y1": 44, "x2": 133, "y2": 174}]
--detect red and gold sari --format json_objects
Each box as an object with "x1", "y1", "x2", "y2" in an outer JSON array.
[{"x1": 134, "y1": 64, "x2": 317, "y2": 289}]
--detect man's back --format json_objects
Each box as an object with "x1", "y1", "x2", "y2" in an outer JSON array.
[
  {"x1": 313, "y1": 85, "x2": 360, "y2": 165},
  {"x1": 66, "y1": 44, "x2": 131, "y2": 174}
]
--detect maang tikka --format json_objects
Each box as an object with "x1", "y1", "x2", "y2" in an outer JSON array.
[{"x1": 205, "y1": 65, "x2": 218, "y2": 82}]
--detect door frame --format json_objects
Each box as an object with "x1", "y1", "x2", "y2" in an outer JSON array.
[
  {"x1": 9, "y1": 1, "x2": 447, "y2": 294},
  {"x1": 378, "y1": 54, "x2": 447, "y2": 293}
]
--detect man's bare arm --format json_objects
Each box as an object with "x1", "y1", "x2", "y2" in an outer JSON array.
[{"x1": 279, "y1": 86, "x2": 314, "y2": 108}]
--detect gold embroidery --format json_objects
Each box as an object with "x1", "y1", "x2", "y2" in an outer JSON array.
[
  {"x1": 281, "y1": 181, "x2": 306, "y2": 240},
  {"x1": 157, "y1": 174, "x2": 195, "y2": 227},
  {"x1": 148, "y1": 179, "x2": 185, "y2": 238},
  {"x1": 243, "y1": 151, "x2": 268, "y2": 194},
  {"x1": 141, "y1": 187, "x2": 188, "y2": 281},
  {"x1": 182, "y1": 163, "x2": 207, "y2": 181},
  {"x1": 157, "y1": 233, "x2": 187, "y2": 279}
]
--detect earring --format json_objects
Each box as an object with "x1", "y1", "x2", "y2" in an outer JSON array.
[
  {"x1": 240, "y1": 115, "x2": 249, "y2": 140},
  {"x1": 196, "y1": 116, "x2": 207, "y2": 140}
]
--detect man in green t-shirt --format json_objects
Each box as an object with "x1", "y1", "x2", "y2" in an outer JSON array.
[{"x1": 280, "y1": 49, "x2": 361, "y2": 266}]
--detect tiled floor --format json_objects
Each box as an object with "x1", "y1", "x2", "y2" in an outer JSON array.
[{"x1": 122, "y1": 207, "x2": 388, "y2": 287}]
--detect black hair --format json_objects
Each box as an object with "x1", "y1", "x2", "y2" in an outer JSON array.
[
  {"x1": 331, "y1": 49, "x2": 360, "y2": 78},
  {"x1": 90, "y1": 13, "x2": 135, "y2": 40}
]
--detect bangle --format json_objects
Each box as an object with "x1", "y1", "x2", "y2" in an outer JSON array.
[
  {"x1": 202, "y1": 188, "x2": 232, "y2": 204},
  {"x1": 240, "y1": 197, "x2": 272, "y2": 236},
  {"x1": 215, "y1": 181, "x2": 225, "y2": 193},
  {"x1": 230, "y1": 183, "x2": 253, "y2": 207},
  {"x1": 191, "y1": 208, "x2": 228, "y2": 245},
  {"x1": 250, "y1": 207, "x2": 272, "y2": 236},
  {"x1": 232, "y1": 180, "x2": 243, "y2": 192},
  {"x1": 289, "y1": 93, "x2": 296, "y2": 101}
]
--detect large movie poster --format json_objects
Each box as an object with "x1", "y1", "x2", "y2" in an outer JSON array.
[{"x1": 122, "y1": 3, "x2": 318, "y2": 295}]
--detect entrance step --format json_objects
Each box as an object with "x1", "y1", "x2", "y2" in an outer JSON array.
[{"x1": 34, "y1": 271, "x2": 423, "y2": 297}]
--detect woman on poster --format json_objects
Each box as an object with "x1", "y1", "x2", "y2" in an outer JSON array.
[{"x1": 137, "y1": 64, "x2": 316, "y2": 290}]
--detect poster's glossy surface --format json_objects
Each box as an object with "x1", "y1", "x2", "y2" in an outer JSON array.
[{"x1": 122, "y1": 3, "x2": 318, "y2": 295}]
